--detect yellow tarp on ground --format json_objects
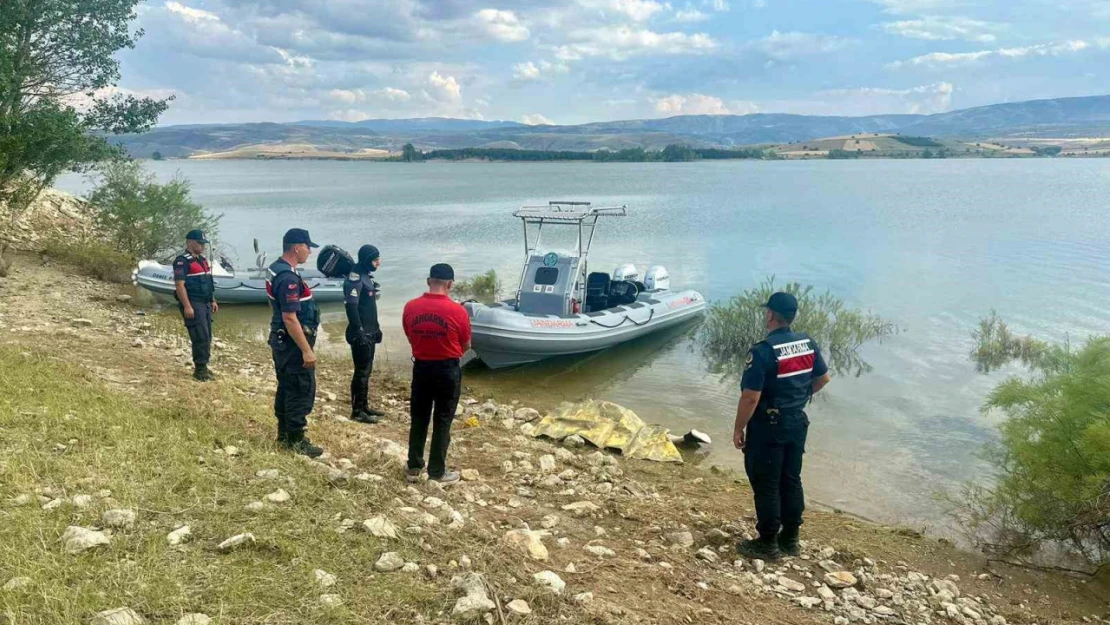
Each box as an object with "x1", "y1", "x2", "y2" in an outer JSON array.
[{"x1": 529, "y1": 400, "x2": 683, "y2": 463}]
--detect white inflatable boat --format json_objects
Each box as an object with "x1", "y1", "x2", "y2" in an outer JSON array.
[
  {"x1": 464, "y1": 202, "x2": 706, "y2": 368},
  {"x1": 131, "y1": 248, "x2": 345, "y2": 305}
]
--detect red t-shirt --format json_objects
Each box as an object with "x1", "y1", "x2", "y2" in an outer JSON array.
[{"x1": 402, "y1": 293, "x2": 472, "y2": 360}]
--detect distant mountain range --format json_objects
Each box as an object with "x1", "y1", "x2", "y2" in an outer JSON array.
[{"x1": 115, "y1": 94, "x2": 1110, "y2": 158}]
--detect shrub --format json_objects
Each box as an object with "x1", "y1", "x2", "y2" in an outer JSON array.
[
  {"x1": 953, "y1": 315, "x2": 1110, "y2": 568},
  {"x1": 42, "y1": 238, "x2": 135, "y2": 284},
  {"x1": 453, "y1": 270, "x2": 502, "y2": 303},
  {"x1": 698, "y1": 278, "x2": 896, "y2": 379},
  {"x1": 86, "y1": 160, "x2": 220, "y2": 260}
]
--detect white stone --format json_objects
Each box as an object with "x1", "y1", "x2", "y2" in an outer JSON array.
[
  {"x1": 362, "y1": 515, "x2": 398, "y2": 539},
  {"x1": 585, "y1": 544, "x2": 616, "y2": 557},
  {"x1": 174, "y1": 615, "x2": 211, "y2": 625},
  {"x1": 667, "y1": 531, "x2": 694, "y2": 548},
  {"x1": 795, "y1": 597, "x2": 822, "y2": 609},
  {"x1": 3, "y1": 577, "x2": 32, "y2": 591},
  {"x1": 562, "y1": 501, "x2": 601, "y2": 516},
  {"x1": 452, "y1": 573, "x2": 496, "y2": 620},
  {"x1": 42, "y1": 498, "x2": 63, "y2": 511},
  {"x1": 502, "y1": 529, "x2": 549, "y2": 561},
  {"x1": 167, "y1": 526, "x2": 191, "y2": 546},
  {"x1": 222, "y1": 446, "x2": 240, "y2": 457},
  {"x1": 539, "y1": 455, "x2": 557, "y2": 472},
  {"x1": 696, "y1": 547, "x2": 720, "y2": 563},
  {"x1": 401, "y1": 562, "x2": 420, "y2": 573},
  {"x1": 89, "y1": 607, "x2": 145, "y2": 625},
  {"x1": 506, "y1": 599, "x2": 532, "y2": 615},
  {"x1": 102, "y1": 509, "x2": 136, "y2": 529},
  {"x1": 319, "y1": 594, "x2": 343, "y2": 608},
  {"x1": 540, "y1": 514, "x2": 560, "y2": 529},
  {"x1": 574, "y1": 591, "x2": 594, "y2": 604},
  {"x1": 314, "y1": 569, "x2": 337, "y2": 588},
  {"x1": 461, "y1": 469, "x2": 480, "y2": 481},
  {"x1": 375, "y1": 552, "x2": 405, "y2": 572},
  {"x1": 824, "y1": 571, "x2": 858, "y2": 589},
  {"x1": 217, "y1": 533, "x2": 255, "y2": 552},
  {"x1": 459, "y1": 555, "x2": 473, "y2": 569},
  {"x1": 62, "y1": 526, "x2": 110, "y2": 554},
  {"x1": 753, "y1": 559, "x2": 766, "y2": 573},
  {"x1": 8, "y1": 494, "x2": 34, "y2": 507},
  {"x1": 514, "y1": 408, "x2": 541, "y2": 422},
  {"x1": 817, "y1": 585, "x2": 836, "y2": 601},
  {"x1": 777, "y1": 577, "x2": 806, "y2": 593},
  {"x1": 533, "y1": 570, "x2": 566, "y2": 594},
  {"x1": 256, "y1": 469, "x2": 280, "y2": 479},
  {"x1": 245, "y1": 501, "x2": 266, "y2": 512},
  {"x1": 72, "y1": 494, "x2": 94, "y2": 508},
  {"x1": 563, "y1": 434, "x2": 586, "y2": 447}
]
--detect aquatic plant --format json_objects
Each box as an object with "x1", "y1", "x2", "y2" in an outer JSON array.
[
  {"x1": 698, "y1": 278, "x2": 896, "y2": 379},
  {"x1": 454, "y1": 269, "x2": 502, "y2": 304}
]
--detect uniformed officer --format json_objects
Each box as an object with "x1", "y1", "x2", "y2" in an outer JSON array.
[
  {"x1": 733, "y1": 292, "x2": 831, "y2": 560},
  {"x1": 266, "y1": 228, "x2": 324, "y2": 458},
  {"x1": 345, "y1": 244, "x2": 385, "y2": 424},
  {"x1": 173, "y1": 229, "x2": 218, "y2": 381},
  {"x1": 402, "y1": 263, "x2": 472, "y2": 485}
]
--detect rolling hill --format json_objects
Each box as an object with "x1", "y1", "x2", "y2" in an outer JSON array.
[{"x1": 113, "y1": 94, "x2": 1110, "y2": 159}]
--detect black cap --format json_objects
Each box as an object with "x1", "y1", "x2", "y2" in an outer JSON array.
[
  {"x1": 765, "y1": 292, "x2": 798, "y2": 318},
  {"x1": 429, "y1": 263, "x2": 454, "y2": 280},
  {"x1": 283, "y1": 228, "x2": 319, "y2": 248},
  {"x1": 185, "y1": 229, "x2": 209, "y2": 244}
]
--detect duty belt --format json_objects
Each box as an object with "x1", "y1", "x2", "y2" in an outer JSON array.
[{"x1": 274, "y1": 327, "x2": 317, "y2": 338}]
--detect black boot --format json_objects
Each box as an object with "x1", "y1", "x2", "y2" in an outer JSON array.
[
  {"x1": 351, "y1": 409, "x2": 380, "y2": 424},
  {"x1": 737, "y1": 535, "x2": 781, "y2": 561},
  {"x1": 193, "y1": 366, "x2": 214, "y2": 382},
  {"x1": 276, "y1": 426, "x2": 289, "y2": 445},
  {"x1": 283, "y1": 430, "x2": 323, "y2": 458},
  {"x1": 778, "y1": 527, "x2": 801, "y2": 557}
]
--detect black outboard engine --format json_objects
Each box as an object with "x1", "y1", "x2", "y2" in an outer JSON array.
[
  {"x1": 317, "y1": 245, "x2": 355, "y2": 278},
  {"x1": 608, "y1": 280, "x2": 640, "y2": 306}
]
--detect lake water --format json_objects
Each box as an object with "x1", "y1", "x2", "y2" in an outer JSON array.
[{"x1": 56, "y1": 159, "x2": 1110, "y2": 532}]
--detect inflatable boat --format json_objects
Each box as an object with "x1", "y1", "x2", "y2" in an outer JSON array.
[
  {"x1": 464, "y1": 202, "x2": 706, "y2": 368},
  {"x1": 132, "y1": 248, "x2": 346, "y2": 305}
]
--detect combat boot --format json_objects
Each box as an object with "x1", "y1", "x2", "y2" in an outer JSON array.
[
  {"x1": 351, "y1": 409, "x2": 381, "y2": 424},
  {"x1": 737, "y1": 535, "x2": 781, "y2": 561},
  {"x1": 284, "y1": 430, "x2": 323, "y2": 458},
  {"x1": 777, "y1": 527, "x2": 801, "y2": 557},
  {"x1": 193, "y1": 366, "x2": 214, "y2": 382}
]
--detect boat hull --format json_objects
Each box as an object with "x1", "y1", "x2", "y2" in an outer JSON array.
[
  {"x1": 465, "y1": 289, "x2": 706, "y2": 368},
  {"x1": 132, "y1": 261, "x2": 346, "y2": 305}
]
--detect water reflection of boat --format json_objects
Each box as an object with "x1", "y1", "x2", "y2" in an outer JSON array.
[
  {"x1": 464, "y1": 202, "x2": 706, "y2": 369},
  {"x1": 131, "y1": 243, "x2": 345, "y2": 304}
]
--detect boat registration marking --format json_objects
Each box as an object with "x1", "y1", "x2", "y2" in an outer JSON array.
[
  {"x1": 530, "y1": 319, "x2": 575, "y2": 329},
  {"x1": 667, "y1": 296, "x2": 696, "y2": 309}
]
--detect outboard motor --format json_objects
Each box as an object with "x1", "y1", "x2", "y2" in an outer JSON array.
[
  {"x1": 613, "y1": 263, "x2": 639, "y2": 283},
  {"x1": 317, "y1": 245, "x2": 355, "y2": 278},
  {"x1": 608, "y1": 280, "x2": 640, "y2": 306},
  {"x1": 644, "y1": 266, "x2": 670, "y2": 291}
]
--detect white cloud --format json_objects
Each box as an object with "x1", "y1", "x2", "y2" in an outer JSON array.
[
  {"x1": 865, "y1": 0, "x2": 959, "y2": 14},
  {"x1": 426, "y1": 71, "x2": 462, "y2": 102},
  {"x1": 512, "y1": 60, "x2": 569, "y2": 82},
  {"x1": 475, "y1": 9, "x2": 530, "y2": 42},
  {"x1": 606, "y1": 0, "x2": 666, "y2": 21},
  {"x1": 520, "y1": 113, "x2": 555, "y2": 125},
  {"x1": 817, "y1": 81, "x2": 953, "y2": 114},
  {"x1": 673, "y1": 6, "x2": 709, "y2": 22},
  {"x1": 879, "y1": 16, "x2": 1001, "y2": 43},
  {"x1": 328, "y1": 109, "x2": 373, "y2": 122},
  {"x1": 164, "y1": 1, "x2": 218, "y2": 23},
  {"x1": 654, "y1": 93, "x2": 758, "y2": 115},
  {"x1": 328, "y1": 87, "x2": 412, "y2": 104},
  {"x1": 755, "y1": 30, "x2": 854, "y2": 60},
  {"x1": 889, "y1": 40, "x2": 1091, "y2": 68},
  {"x1": 556, "y1": 26, "x2": 717, "y2": 61},
  {"x1": 708, "y1": 0, "x2": 730, "y2": 11}
]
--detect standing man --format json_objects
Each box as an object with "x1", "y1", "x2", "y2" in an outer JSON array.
[
  {"x1": 402, "y1": 263, "x2": 471, "y2": 484},
  {"x1": 266, "y1": 228, "x2": 323, "y2": 458},
  {"x1": 733, "y1": 292, "x2": 831, "y2": 560},
  {"x1": 173, "y1": 229, "x2": 218, "y2": 381},
  {"x1": 345, "y1": 244, "x2": 385, "y2": 424}
]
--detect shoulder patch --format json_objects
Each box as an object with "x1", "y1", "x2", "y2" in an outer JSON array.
[
  {"x1": 743, "y1": 351, "x2": 754, "y2": 371},
  {"x1": 349, "y1": 288, "x2": 358, "y2": 297},
  {"x1": 348, "y1": 272, "x2": 360, "y2": 281}
]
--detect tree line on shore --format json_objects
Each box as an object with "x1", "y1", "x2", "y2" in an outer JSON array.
[{"x1": 400, "y1": 144, "x2": 775, "y2": 162}]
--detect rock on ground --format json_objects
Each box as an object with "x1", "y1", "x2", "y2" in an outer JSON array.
[
  {"x1": 585, "y1": 544, "x2": 616, "y2": 558},
  {"x1": 362, "y1": 515, "x2": 398, "y2": 538},
  {"x1": 89, "y1": 607, "x2": 145, "y2": 625},
  {"x1": 533, "y1": 570, "x2": 566, "y2": 595},
  {"x1": 3, "y1": 577, "x2": 32, "y2": 591},
  {"x1": 167, "y1": 526, "x2": 191, "y2": 546},
  {"x1": 506, "y1": 599, "x2": 532, "y2": 615},
  {"x1": 174, "y1": 615, "x2": 211, "y2": 625},
  {"x1": 375, "y1": 552, "x2": 405, "y2": 572},
  {"x1": 824, "y1": 571, "x2": 858, "y2": 589},
  {"x1": 314, "y1": 569, "x2": 337, "y2": 588},
  {"x1": 451, "y1": 573, "x2": 496, "y2": 621},
  {"x1": 264, "y1": 489, "x2": 291, "y2": 503},
  {"x1": 102, "y1": 509, "x2": 136, "y2": 529},
  {"x1": 62, "y1": 526, "x2": 110, "y2": 554},
  {"x1": 502, "y1": 529, "x2": 550, "y2": 561},
  {"x1": 666, "y1": 531, "x2": 694, "y2": 549},
  {"x1": 319, "y1": 594, "x2": 343, "y2": 608},
  {"x1": 217, "y1": 533, "x2": 255, "y2": 552}
]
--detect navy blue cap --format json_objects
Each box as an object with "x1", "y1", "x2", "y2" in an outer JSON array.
[
  {"x1": 185, "y1": 229, "x2": 209, "y2": 244},
  {"x1": 283, "y1": 228, "x2": 319, "y2": 248},
  {"x1": 429, "y1": 263, "x2": 454, "y2": 280},
  {"x1": 765, "y1": 292, "x2": 798, "y2": 318}
]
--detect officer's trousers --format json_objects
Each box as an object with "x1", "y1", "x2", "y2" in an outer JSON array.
[
  {"x1": 407, "y1": 359, "x2": 461, "y2": 478},
  {"x1": 180, "y1": 299, "x2": 213, "y2": 368},
  {"x1": 349, "y1": 340, "x2": 376, "y2": 412},
  {"x1": 744, "y1": 411, "x2": 809, "y2": 538},
  {"x1": 270, "y1": 331, "x2": 317, "y2": 434}
]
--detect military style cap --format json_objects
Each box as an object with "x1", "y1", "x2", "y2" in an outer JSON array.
[
  {"x1": 429, "y1": 263, "x2": 454, "y2": 280},
  {"x1": 765, "y1": 292, "x2": 798, "y2": 317},
  {"x1": 283, "y1": 228, "x2": 319, "y2": 248},
  {"x1": 185, "y1": 229, "x2": 209, "y2": 244}
]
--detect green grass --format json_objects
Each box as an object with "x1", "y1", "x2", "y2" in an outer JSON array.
[
  {"x1": 41, "y1": 238, "x2": 135, "y2": 284},
  {"x1": 0, "y1": 347, "x2": 444, "y2": 624}
]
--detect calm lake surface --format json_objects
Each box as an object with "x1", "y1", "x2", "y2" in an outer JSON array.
[{"x1": 57, "y1": 159, "x2": 1110, "y2": 531}]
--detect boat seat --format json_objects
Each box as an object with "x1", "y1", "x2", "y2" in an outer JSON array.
[{"x1": 585, "y1": 272, "x2": 611, "y2": 313}]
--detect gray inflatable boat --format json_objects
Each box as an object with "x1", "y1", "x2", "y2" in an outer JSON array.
[{"x1": 465, "y1": 202, "x2": 706, "y2": 369}]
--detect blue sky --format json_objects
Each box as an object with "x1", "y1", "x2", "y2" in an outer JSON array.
[{"x1": 114, "y1": 0, "x2": 1110, "y2": 125}]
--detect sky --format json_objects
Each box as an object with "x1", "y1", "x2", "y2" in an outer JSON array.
[{"x1": 114, "y1": 0, "x2": 1110, "y2": 125}]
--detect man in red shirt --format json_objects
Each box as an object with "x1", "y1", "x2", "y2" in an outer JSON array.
[{"x1": 402, "y1": 263, "x2": 471, "y2": 484}]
